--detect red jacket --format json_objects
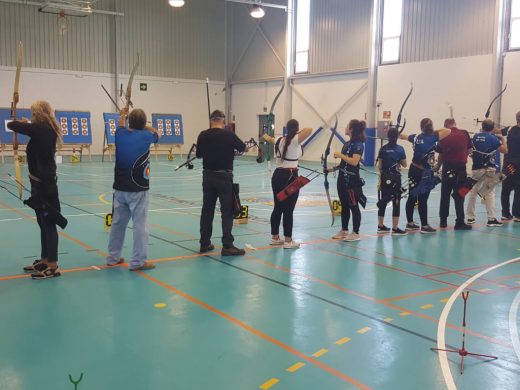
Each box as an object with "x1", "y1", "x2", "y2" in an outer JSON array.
[{"x1": 439, "y1": 127, "x2": 471, "y2": 165}]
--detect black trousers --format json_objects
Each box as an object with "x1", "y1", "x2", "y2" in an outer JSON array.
[
  {"x1": 337, "y1": 178, "x2": 361, "y2": 233},
  {"x1": 501, "y1": 174, "x2": 520, "y2": 217},
  {"x1": 270, "y1": 168, "x2": 299, "y2": 237},
  {"x1": 405, "y1": 164, "x2": 430, "y2": 226},
  {"x1": 378, "y1": 179, "x2": 401, "y2": 218},
  {"x1": 439, "y1": 164, "x2": 467, "y2": 225},
  {"x1": 200, "y1": 170, "x2": 234, "y2": 248}
]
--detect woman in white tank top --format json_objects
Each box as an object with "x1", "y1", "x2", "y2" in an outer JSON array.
[{"x1": 263, "y1": 119, "x2": 312, "y2": 248}]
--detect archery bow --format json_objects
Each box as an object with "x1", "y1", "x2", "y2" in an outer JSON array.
[
  {"x1": 396, "y1": 83, "x2": 413, "y2": 134},
  {"x1": 206, "y1": 77, "x2": 211, "y2": 122},
  {"x1": 174, "y1": 144, "x2": 197, "y2": 171},
  {"x1": 11, "y1": 41, "x2": 24, "y2": 199},
  {"x1": 484, "y1": 84, "x2": 507, "y2": 120},
  {"x1": 321, "y1": 116, "x2": 338, "y2": 226},
  {"x1": 123, "y1": 54, "x2": 140, "y2": 115},
  {"x1": 237, "y1": 138, "x2": 264, "y2": 163},
  {"x1": 101, "y1": 84, "x2": 121, "y2": 111},
  {"x1": 263, "y1": 82, "x2": 285, "y2": 166}
]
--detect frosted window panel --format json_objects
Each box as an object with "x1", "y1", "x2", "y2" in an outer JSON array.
[
  {"x1": 296, "y1": 0, "x2": 311, "y2": 51},
  {"x1": 295, "y1": 51, "x2": 309, "y2": 73},
  {"x1": 511, "y1": 19, "x2": 520, "y2": 48},
  {"x1": 512, "y1": 0, "x2": 520, "y2": 18},
  {"x1": 382, "y1": 37, "x2": 400, "y2": 63},
  {"x1": 383, "y1": 0, "x2": 403, "y2": 37}
]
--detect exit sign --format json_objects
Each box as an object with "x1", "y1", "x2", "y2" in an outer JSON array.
[{"x1": 140, "y1": 83, "x2": 147, "y2": 91}]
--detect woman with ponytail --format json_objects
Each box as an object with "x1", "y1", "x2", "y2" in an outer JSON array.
[
  {"x1": 326, "y1": 119, "x2": 366, "y2": 242},
  {"x1": 376, "y1": 127, "x2": 407, "y2": 235},
  {"x1": 263, "y1": 119, "x2": 311, "y2": 248},
  {"x1": 7, "y1": 100, "x2": 64, "y2": 279}
]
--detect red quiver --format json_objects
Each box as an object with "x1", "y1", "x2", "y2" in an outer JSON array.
[{"x1": 276, "y1": 176, "x2": 310, "y2": 202}]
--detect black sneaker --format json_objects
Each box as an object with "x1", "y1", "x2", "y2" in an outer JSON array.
[
  {"x1": 502, "y1": 214, "x2": 513, "y2": 221},
  {"x1": 406, "y1": 222, "x2": 420, "y2": 231},
  {"x1": 377, "y1": 225, "x2": 391, "y2": 233},
  {"x1": 200, "y1": 244, "x2": 215, "y2": 253},
  {"x1": 467, "y1": 218, "x2": 476, "y2": 224},
  {"x1": 454, "y1": 223, "x2": 472, "y2": 230},
  {"x1": 487, "y1": 219, "x2": 503, "y2": 227},
  {"x1": 420, "y1": 225, "x2": 436, "y2": 234},
  {"x1": 439, "y1": 219, "x2": 447, "y2": 228},
  {"x1": 392, "y1": 228, "x2": 407, "y2": 236},
  {"x1": 31, "y1": 266, "x2": 61, "y2": 280},
  {"x1": 221, "y1": 246, "x2": 246, "y2": 256},
  {"x1": 23, "y1": 260, "x2": 46, "y2": 273}
]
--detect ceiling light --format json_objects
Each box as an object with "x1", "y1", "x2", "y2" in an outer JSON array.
[
  {"x1": 169, "y1": 0, "x2": 184, "y2": 7},
  {"x1": 250, "y1": 4, "x2": 265, "y2": 18}
]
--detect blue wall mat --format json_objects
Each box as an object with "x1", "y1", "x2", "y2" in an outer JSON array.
[
  {"x1": 55, "y1": 110, "x2": 92, "y2": 144},
  {"x1": 0, "y1": 108, "x2": 31, "y2": 144},
  {"x1": 103, "y1": 113, "x2": 120, "y2": 145},
  {"x1": 152, "y1": 113, "x2": 184, "y2": 144}
]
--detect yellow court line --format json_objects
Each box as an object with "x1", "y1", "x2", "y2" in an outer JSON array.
[
  {"x1": 98, "y1": 191, "x2": 112, "y2": 205},
  {"x1": 357, "y1": 327, "x2": 371, "y2": 334},
  {"x1": 383, "y1": 318, "x2": 393, "y2": 323},
  {"x1": 420, "y1": 304, "x2": 433, "y2": 309},
  {"x1": 399, "y1": 312, "x2": 411, "y2": 317},
  {"x1": 312, "y1": 349, "x2": 328, "y2": 358},
  {"x1": 335, "y1": 337, "x2": 351, "y2": 345},
  {"x1": 259, "y1": 378, "x2": 279, "y2": 389},
  {"x1": 439, "y1": 298, "x2": 449, "y2": 303},
  {"x1": 286, "y1": 362, "x2": 305, "y2": 373}
]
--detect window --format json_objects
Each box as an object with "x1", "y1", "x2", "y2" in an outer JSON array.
[
  {"x1": 511, "y1": 0, "x2": 520, "y2": 49},
  {"x1": 295, "y1": 0, "x2": 311, "y2": 73},
  {"x1": 381, "y1": 0, "x2": 404, "y2": 63}
]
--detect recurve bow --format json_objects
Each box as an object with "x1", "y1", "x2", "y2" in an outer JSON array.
[
  {"x1": 396, "y1": 83, "x2": 413, "y2": 134},
  {"x1": 321, "y1": 116, "x2": 338, "y2": 226},
  {"x1": 11, "y1": 41, "x2": 23, "y2": 199}
]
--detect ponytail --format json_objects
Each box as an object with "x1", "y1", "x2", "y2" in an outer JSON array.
[{"x1": 282, "y1": 119, "x2": 299, "y2": 160}]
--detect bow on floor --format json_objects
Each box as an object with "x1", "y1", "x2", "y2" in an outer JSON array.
[
  {"x1": 396, "y1": 83, "x2": 413, "y2": 134},
  {"x1": 321, "y1": 116, "x2": 338, "y2": 226},
  {"x1": 11, "y1": 41, "x2": 24, "y2": 199}
]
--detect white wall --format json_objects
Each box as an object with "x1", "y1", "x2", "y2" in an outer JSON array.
[{"x1": 0, "y1": 66, "x2": 225, "y2": 155}]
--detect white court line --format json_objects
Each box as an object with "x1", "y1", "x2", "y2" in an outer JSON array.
[
  {"x1": 437, "y1": 256, "x2": 520, "y2": 390},
  {"x1": 0, "y1": 218, "x2": 22, "y2": 222},
  {"x1": 510, "y1": 289, "x2": 520, "y2": 364}
]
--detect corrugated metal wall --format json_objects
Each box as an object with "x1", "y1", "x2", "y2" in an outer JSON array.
[
  {"x1": 308, "y1": 0, "x2": 372, "y2": 73},
  {"x1": 400, "y1": 0, "x2": 496, "y2": 63},
  {"x1": 227, "y1": 1, "x2": 287, "y2": 82},
  {"x1": 0, "y1": 0, "x2": 225, "y2": 80}
]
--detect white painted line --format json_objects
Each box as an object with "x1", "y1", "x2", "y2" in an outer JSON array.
[
  {"x1": 509, "y1": 289, "x2": 520, "y2": 364},
  {"x1": 437, "y1": 257, "x2": 520, "y2": 390},
  {"x1": 0, "y1": 217, "x2": 22, "y2": 222},
  {"x1": 91, "y1": 266, "x2": 101, "y2": 270}
]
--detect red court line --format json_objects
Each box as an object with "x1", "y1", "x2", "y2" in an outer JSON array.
[
  {"x1": 136, "y1": 271, "x2": 372, "y2": 390},
  {"x1": 380, "y1": 287, "x2": 455, "y2": 302},
  {"x1": 422, "y1": 264, "x2": 497, "y2": 278}
]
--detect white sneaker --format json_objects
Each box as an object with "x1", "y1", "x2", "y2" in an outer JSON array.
[
  {"x1": 270, "y1": 238, "x2": 284, "y2": 246},
  {"x1": 344, "y1": 233, "x2": 360, "y2": 242},
  {"x1": 332, "y1": 230, "x2": 348, "y2": 239},
  {"x1": 283, "y1": 240, "x2": 300, "y2": 249}
]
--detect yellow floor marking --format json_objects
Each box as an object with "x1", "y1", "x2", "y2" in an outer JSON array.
[
  {"x1": 420, "y1": 304, "x2": 433, "y2": 309},
  {"x1": 399, "y1": 311, "x2": 411, "y2": 316},
  {"x1": 154, "y1": 303, "x2": 167, "y2": 308},
  {"x1": 383, "y1": 317, "x2": 393, "y2": 323},
  {"x1": 478, "y1": 288, "x2": 491, "y2": 293},
  {"x1": 357, "y1": 327, "x2": 371, "y2": 334},
  {"x1": 286, "y1": 362, "x2": 305, "y2": 373},
  {"x1": 498, "y1": 285, "x2": 508, "y2": 288},
  {"x1": 312, "y1": 349, "x2": 329, "y2": 357},
  {"x1": 440, "y1": 298, "x2": 449, "y2": 303},
  {"x1": 335, "y1": 337, "x2": 351, "y2": 345},
  {"x1": 98, "y1": 191, "x2": 112, "y2": 205},
  {"x1": 259, "y1": 378, "x2": 279, "y2": 389}
]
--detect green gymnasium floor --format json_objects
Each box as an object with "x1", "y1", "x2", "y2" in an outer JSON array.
[{"x1": 1, "y1": 156, "x2": 520, "y2": 390}]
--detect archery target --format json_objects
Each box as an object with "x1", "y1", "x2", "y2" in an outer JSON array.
[
  {"x1": 60, "y1": 117, "x2": 69, "y2": 135},
  {"x1": 174, "y1": 119, "x2": 180, "y2": 135},
  {"x1": 109, "y1": 119, "x2": 116, "y2": 136},
  {"x1": 81, "y1": 118, "x2": 88, "y2": 136},
  {"x1": 166, "y1": 119, "x2": 172, "y2": 136}
]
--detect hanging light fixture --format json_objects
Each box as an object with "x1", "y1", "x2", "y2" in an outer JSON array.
[
  {"x1": 250, "y1": 4, "x2": 265, "y2": 18},
  {"x1": 168, "y1": 0, "x2": 185, "y2": 7}
]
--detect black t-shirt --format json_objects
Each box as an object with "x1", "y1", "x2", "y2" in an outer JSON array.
[
  {"x1": 196, "y1": 128, "x2": 246, "y2": 171},
  {"x1": 502, "y1": 126, "x2": 520, "y2": 166},
  {"x1": 7, "y1": 121, "x2": 57, "y2": 181}
]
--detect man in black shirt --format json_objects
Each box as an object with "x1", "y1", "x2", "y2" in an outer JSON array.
[
  {"x1": 197, "y1": 110, "x2": 248, "y2": 255},
  {"x1": 500, "y1": 111, "x2": 520, "y2": 221}
]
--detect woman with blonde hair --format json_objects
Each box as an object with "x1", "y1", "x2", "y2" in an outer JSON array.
[{"x1": 7, "y1": 100, "x2": 65, "y2": 279}]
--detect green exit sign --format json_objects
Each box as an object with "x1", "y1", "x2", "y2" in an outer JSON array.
[{"x1": 140, "y1": 83, "x2": 147, "y2": 91}]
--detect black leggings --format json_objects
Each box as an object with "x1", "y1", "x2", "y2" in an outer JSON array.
[
  {"x1": 270, "y1": 168, "x2": 299, "y2": 237},
  {"x1": 378, "y1": 185, "x2": 401, "y2": 218},
  {"x1": 405, "y1": 164, "x2": 431, "y2": 226},
  {"x1": 501, "y1": 174, "x2": 520, "y2": 217},
  {"x1": 337, "y1": 179, "x2": 361, "y2": 233}
]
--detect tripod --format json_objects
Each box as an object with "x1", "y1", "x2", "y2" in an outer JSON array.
[{"x1": 431, "y1": 291, "x2": 497, "y2": 374}]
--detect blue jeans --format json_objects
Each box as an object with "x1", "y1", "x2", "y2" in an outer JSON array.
[{"x1": 106, "y1": 190, "x2": 149, "y2": 269}]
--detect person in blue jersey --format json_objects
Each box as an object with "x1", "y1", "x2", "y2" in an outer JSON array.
[
  {"x1": 500, "y1": 112, "x2": 520, "y2": 221},
  {"x1": 466, "y1": 119, "x2": 507, "y2": 226},
  {"x1": 326, "y1": 119, "x2": 366, "y2": 242},
  {"x1": 106, "y1": 108, "x2": 159, "y2": 270},
  {"x1": 400, "y1": 119, "x2": 451, "y2": 233},
  {"x1": 376, "y1": 127, "x2": 407, "y2": 235}
]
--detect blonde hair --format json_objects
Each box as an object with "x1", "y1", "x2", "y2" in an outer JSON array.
[{"x1": 30, "y1": 100, "x2": 62, "y2": 146}]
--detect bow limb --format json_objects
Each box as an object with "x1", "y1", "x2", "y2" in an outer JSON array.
[
  {"x1": 124, "y1": 53, "x2": 140, "y2": 112},
  {"x1": 396, "y1": 83, "x2": 413, "y2": 134},
  {"x1": 265, "y1": 82, "x2": 285, "y2": 163},
  {"x1": 11, "y1": 41, "x2": 23, "y2": 199},
  {"x1": 484, "y1": 84, "x2": 507, "y2": 119},
  {"x1": 321, "y1": 116, "x2": 338, "y2": 226}
]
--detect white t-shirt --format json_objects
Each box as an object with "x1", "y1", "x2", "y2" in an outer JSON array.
[{"x1": 275, "y1": 136, "x2": 303, "y2": 168}]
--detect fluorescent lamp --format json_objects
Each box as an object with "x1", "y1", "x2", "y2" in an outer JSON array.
[
  {"x1": 250, "y1": 4, "x2": 265, "y2": 18},
  {"x1": 169, "y1": 0, "x2": 185, "y2": 7}
]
